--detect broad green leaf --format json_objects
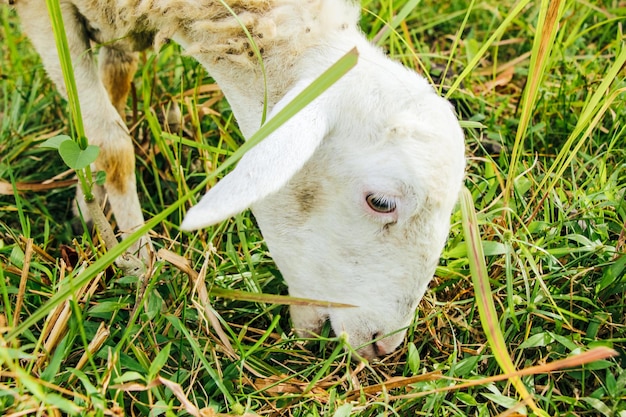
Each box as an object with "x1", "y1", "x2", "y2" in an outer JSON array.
[
  {"x1": 9, "y1": 245, "x2": 24, "y2": 268},
  {"x1": 59, "y1": 141, "x2": 99, "y2": 170},
  {"x1": 144, "y1": 290, "x2": 164, "y2": 321},
  {"x1": 119, "y1": 352, "x2": 145, "y2": 373},
  {"x1": 582, "y1": 360, "x2": 614, "y2": 371},
  {"x1": 548, "y1": 332, "x2": 579, "y2": 351},
  {"x1": 39, "y1": 135, "x2": 72, "y2": 149}
]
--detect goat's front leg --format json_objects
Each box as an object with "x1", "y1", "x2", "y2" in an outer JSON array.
[{"x1": 15, "y1": 0, "x2": 150, "y2": 260}]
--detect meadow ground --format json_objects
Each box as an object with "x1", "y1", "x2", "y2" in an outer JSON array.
[{"x1": 1, "y1": 0, "x2": 625, "y2": 415}]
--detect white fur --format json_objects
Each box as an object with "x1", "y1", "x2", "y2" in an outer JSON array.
[{"x1": 11, "y1": 0, "x2": 465, "y2": 359}]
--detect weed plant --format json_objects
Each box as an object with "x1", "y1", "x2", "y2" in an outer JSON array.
[{"x1": 1, "y1": 0, "x2": 625, "y2": 415}]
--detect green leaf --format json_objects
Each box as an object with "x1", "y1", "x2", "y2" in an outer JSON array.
[
  {"x1": 88, "y1": 301, "x2": 130, "y2": 314},
  {"x1": 17, "y1": 368, "x2": 81, "y2": 415},
  {"x1": 144, "y1": 290, "x2": 164, "y2": 321},
  {"x1": 40, "y1": 334, "x2": 69, "y2": 382},
  {"x1": 39, "y1": 135, "x2": 72, "y2": 149},
  {"x1": 519, "y1": 332, "x2": 553, "y2": 349},
  {"x1": 581, "y1": 397, "x2": 612, "y2": 416},
  {"x1": 0, "y1": 347, "x2": 36, "y2": 361},
  {"x1": 95, "y1": 170, "x2": 107, "y2": 186},
  {"x1": 9, "y1": 245, "x2": 24, "y2": 269},
  {"x1": 332, "y1": 404, "x2": 353, "y2": 417},
  {"x1": 43, "y1": 393, "x2": 82, "y2": 415},
  {"x1": 452, "y1": 355, "x2": 481, "y2": 378},
  {"x1": 445, "y1": 240, "x2": 507, "y2": 259},
  {"x1": 113, "y1": 371, "x2": 146, "y2": 384},
  {"x1": 605, "y1": 371, "x2": 617, "y2": 397},
  {"x1": 548, "y1": 332, "x2": 579, "y2": 351},
  {"x1": 45, "y1": 0, "x2": 86, "y2": 141},
  {"x1": 148, "y1": 342, "x2": 171, "y2": 380},
  {"x1": 597, "y1": 254, "x2": 626, "y2": 293},
  {"x1": 582, "y1": 360, "x2": 614, "y2": 371},
  {"x1": 149, "y1": 400, "x2": 168, "y2": 417},
  {"x1": 456, "y1": 392, "x2": 478, "y2": 406},
  {"x1": 70, "y1": 368, "x2": 99, "y2": 396},
  {"x1": 59, "y1": 140, "x2": 99, "y2": 170},
  {"x1": 407, "y1": 342, "x2": 420, "y2": 375},
  {"x1": 119, "y1": 352, "x2": 145, "y2": 373},
  {"x1": 482, "y1": 392, "x2": 520, "y2": 409}
]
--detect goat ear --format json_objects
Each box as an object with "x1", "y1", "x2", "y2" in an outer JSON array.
[{"x1": 180, "y1": 101, "x2": 328, "y2": 231}]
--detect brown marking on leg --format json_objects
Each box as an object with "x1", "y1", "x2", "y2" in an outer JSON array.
[
  {"x1": 99, "y1": 47, "x2": 138, "y2": 118},
  {"x1": 96, "y1": 138, "x2": 135, "y2": 195},
  {"x1": 97, "y1": 47, "x2": 139, "y2": 196}
]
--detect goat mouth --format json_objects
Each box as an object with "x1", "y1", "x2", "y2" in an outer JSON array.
[{"x1": 370, "y1": 332, "x2": 383, "y2": 357}]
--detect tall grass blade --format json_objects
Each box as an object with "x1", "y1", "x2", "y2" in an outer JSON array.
[
  {"x1": 523, "y1": 45, "x2": 626, "y2": 221},
  {"x1": 373, "y1": 0, "x2": 422, "y2": 45},
  {"x1": 445, "y1": 0, "x2": 532, "y2": 98},
  {"x1": 504, "y1": 0, "x2": 565, "y2": 205},
  {"x1": 459, "y1": 187, "x2": 546, "y2": 416},
  {"x1": 45, "y1": 0, "x2": 96, "y2": 201},
  {"x1": 44, "y1": 0, "x2": 85, "y2": 145}
]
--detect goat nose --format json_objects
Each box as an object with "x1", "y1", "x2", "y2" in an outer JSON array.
[{"x1": 371, "y1": 333, "x2": 390, "y2": 357}]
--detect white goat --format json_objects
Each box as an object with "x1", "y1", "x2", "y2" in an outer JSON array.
[{"x1": 12, "y1": 0, "x2": 465, "y2": 359}]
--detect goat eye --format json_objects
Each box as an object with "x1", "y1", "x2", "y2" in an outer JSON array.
[{"x1": 366, "y1": 193, "x2": 396, "y2": 213}]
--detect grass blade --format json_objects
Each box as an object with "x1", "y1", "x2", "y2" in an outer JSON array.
[
  {"x1": 459, "y1": 187, "x2": 546, "y2": 416},
  {"x1": 445, "y1": 0, "x2": 532, "y2": 98},
  {"x1": 505, "y1": 0, "x2": 566, "y2": 204}
]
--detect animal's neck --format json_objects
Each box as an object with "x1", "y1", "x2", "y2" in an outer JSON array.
[{"x1": 157, "y1": 0, "x2": 361, "y2": 137}]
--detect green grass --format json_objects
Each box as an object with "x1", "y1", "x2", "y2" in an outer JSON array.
[{"x1": 1, "y1": 0, "x2": 626, "y2": 415}]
